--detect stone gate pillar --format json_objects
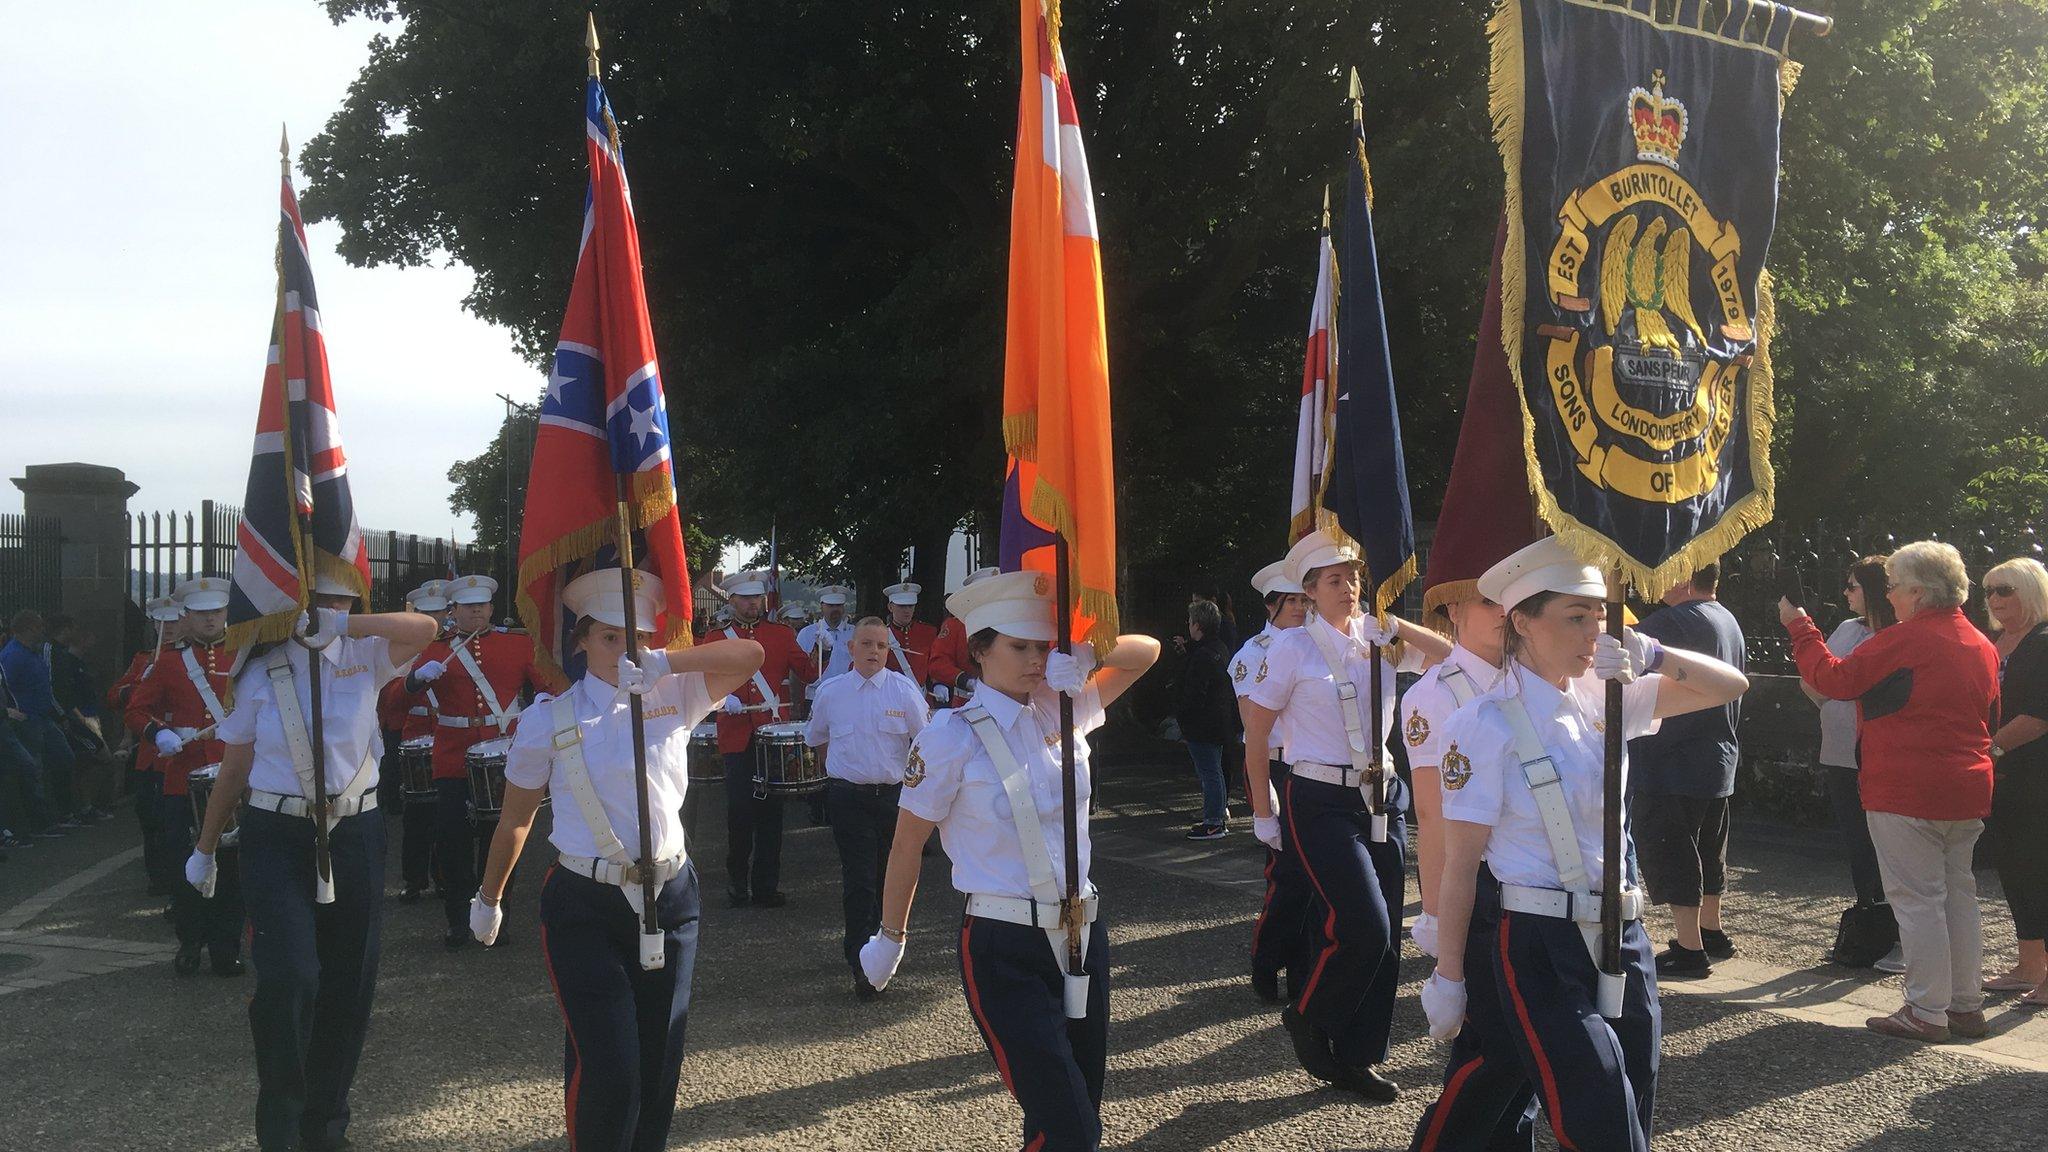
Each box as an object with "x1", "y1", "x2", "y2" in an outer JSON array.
[{"x1": 12, "y1": 463, "x2": 138, "y2": 688}]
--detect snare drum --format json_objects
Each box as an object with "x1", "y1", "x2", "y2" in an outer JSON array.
[
  {"x1": 398, "y1": 735, "x2": 437, "y2": 800},
  {"x1": 688, "y1": 722, "x2": 724, "y2": 785},
  {"x1": 188, "y1": 763, "x2": 239, "y2": 848},
  {"x1": 752, "y1": 722, "x2": 824, "y2": 795},
  {"x1": 466, "y1": 737, "x2": 513, "y2": 823}
]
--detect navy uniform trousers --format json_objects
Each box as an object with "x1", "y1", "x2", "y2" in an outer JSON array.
[
  {"x1": 1250, "y1": 761, "x2": 1324, "y2": 991},
  {"x1": 538, "y1": 860, "x2": 701, "y2": 1152},
  {"x1": 399, "y1": 788, "x2": 438, "y2": 893},
  {"x1": 133, "y1": 768, "x2": 175, "y2": 888},
  {"x1": 1425, "y1": 874, "x2": 1661, "y2": 1151},
  {"x1": 240, "y1": 804, "x2": 386, "y2": 1152},
  {"x1": 1408, "y1": 868, "x2": 1538, "y2": 1152},
  {"x1": 824, "y1": 778, "x2": 900, "y2": 970},
  {"x1": 722, "y1": 746, "x2": 786, "y2": 900},
  {"x1": 959, "y1": 912, "x2": 1111, "y2": 1152},
  {"x1": 162, "y1": 793, "x2": 244, "y2": 960},
  {"x1": 1281, "y1": 771, "x2": 1407, "y2": 1067}
]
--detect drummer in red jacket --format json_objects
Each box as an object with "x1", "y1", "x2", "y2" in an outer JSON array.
[
  {"x1": 700, "y1": 568, "x2": 816, "y2": 908},
  {"x1": 926, "y1": 566, "x2": 999, "y2": 710},
  {"x1": 414, "y1": 574, "x2": 560, "y2": 948},
  {"x1": 379, "y1": 579, "x2": 453, "y2": 903},
  {"x1": 112, "y1": 595, "x2": 186, "y2": 894}
]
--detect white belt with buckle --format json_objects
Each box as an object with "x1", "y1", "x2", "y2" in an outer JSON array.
[
  {"x1": 1500, "y1": 882, "x2": 1643, "y2": 924},
  {"x1": 1289, "y1": 760, "x2": 1380, "y2": 789},
  {"x1": 435, "y1": 716, "x2": 505, "y2": 731},
  {"x1": 558, "y1": 852, "x2": 686, "y2": 888},
  {"x1": 965, "y1": 891, "x2": 1100, "y2": 930},
  {"x1": 245, "y1": 789, "x2": 380, "y2": 820}
]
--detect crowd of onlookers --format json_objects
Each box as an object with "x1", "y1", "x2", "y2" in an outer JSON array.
[{"x1": 0, "y1": 610, "x2": 123, "y2": 856}]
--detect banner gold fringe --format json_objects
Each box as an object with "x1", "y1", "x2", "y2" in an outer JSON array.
[
  {"x1": 514, "y1": 471, "x2": 693, "y2": 685},
  {"x1": 1025, "y1": 477, "x2": 1122, "y2": 660},
  {"x1": 1372, "y1": 551, "x2": 1418, "y2": 621},
  {"x1": 1003, "y1": 412, "x2": 1039, "y2": 462},
  {"x1": 1422, "y1": 577, "x2": 1481, "y2": 617}
]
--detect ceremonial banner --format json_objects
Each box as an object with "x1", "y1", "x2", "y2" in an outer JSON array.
[
  {"x1": 998, "y1": 0, "x2": 1118, "y2": 654},
  {"x1": 226, "y1": 149, "x2": 371, "y2": 651},
  {"x1": 1321, "y1": 106, "x2": 1417, "y2": 617},
  {"x1": 1491, "y1": 0, "x2": 1801, "y2": 590},
  {"x1": 1287, "y1": 208, "x2": 1338, "y2": 546},
  {"x1": 516, "y1": 74, "x2": 694, "y2": 679}
]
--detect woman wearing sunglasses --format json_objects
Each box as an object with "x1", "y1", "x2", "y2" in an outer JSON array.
[{"x1": 1982, "y1": 557, "x2": 2048, "y2": 1009}]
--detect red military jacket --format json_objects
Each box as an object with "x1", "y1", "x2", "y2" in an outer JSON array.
[
  {"x1": 415, "y1": 629, "x2": 560, "y2": 779},
  {"x1": 377, "y1": 677, "x2": 436, "y2": 742},
  {"x1": 926, "y1": 615, "x2": 979, "y2": 709},
  {"x1": 882, "y1": 619, "x2": 938, "y2": 688},
  {"x1": 110, "y1": 649, "x2": 164, "y2": 773},
  {"x1": 125, "y1": 641, "x2": 235, "y2": 796},
  {"x1": 700, "y1": 619, "x2": 816, "y2": 753}
]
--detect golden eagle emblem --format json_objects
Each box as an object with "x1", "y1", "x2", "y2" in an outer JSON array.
[
  {"x1": 1405, "y1": 709, "x2": 1431, "y2": 748},
  {"x1": 1441, "y1": 744, "x2": 1473, "y2": 791},
  {"x1": 1598, "y1": 213, "x2": 1703, "y2": 356},
  {"x1": 903, "y1": 746, "x2": 926, "y2": 788}
]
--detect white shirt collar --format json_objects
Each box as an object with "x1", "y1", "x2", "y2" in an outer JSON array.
[
  {"x1": 968, "y1": 682, "x2": 1034, "y2": 731},
  {"x1": 1449, "y1": 643, "x2": 1506, "y2": 688},
  {"x1": 852, "y1": 667, "x2": 887, "y2": 689}
]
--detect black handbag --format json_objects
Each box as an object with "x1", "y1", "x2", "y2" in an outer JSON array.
[{"x1": 1829, "y1": 901, "x2": 1899, "y2": 968}]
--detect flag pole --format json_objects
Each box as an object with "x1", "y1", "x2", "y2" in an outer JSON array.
[
  {"x1": 1054, "y1": 534, "x2": 1084, "y2": 988},
  {"x1": 1598, "y1": 564, "x2": 1627, "y2": 1016},
  {"x1": 588, "y1": 11, "x2": 664, "y2": 972},
  {"x1": 1343, "y1": 71, "x2": 1390, "y2": 843}
]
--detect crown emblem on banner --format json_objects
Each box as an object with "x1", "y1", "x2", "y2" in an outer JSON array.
[{"x1": 1629, "y1": 70, "x2": 1687, "y2": 169}]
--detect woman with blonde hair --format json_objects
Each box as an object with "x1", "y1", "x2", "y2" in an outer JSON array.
[{"x1": 1981, "y1": 556, "x2": 2048, "y2": 1007}]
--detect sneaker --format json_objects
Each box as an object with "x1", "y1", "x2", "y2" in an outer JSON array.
[
  {"x1": 1865, "y1": 1005, "x2": 1949, "y2": 1043},
  {"x1": 1874, "y1": 945, "x2": 1907, "y2": 974},
  {"x1": 1655, "y1": 942, "x2": 1713, "y2": 979},
  {"x1": 56, "y1": 818, "x2": 85, "y2": 831},
  {"x1": 0, "y1": 831, "x2": 29, "y2": 849},
  {"x1": 1946, "y1": 1009, "x2": 1988, "y2": 1039},
  {"x1": 36, "y1": 828, "x2": 66, "y2": 840},
  {"x1": 1185, "y1": 822, "x2": 1227, "y2": 841},
  {"x1": 89, "y1": 806, "x2": 118, "y2": 823},
  {"x1": 1700, "y1": 928, "x2": 1736, "y2": 959}
]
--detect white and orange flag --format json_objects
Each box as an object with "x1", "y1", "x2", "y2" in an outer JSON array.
[
  {"x1": 998, "y1": 0, "x2": 1118, "y2": 655},
  {"x1": 1287, "y1": 201, "x2": 1339, "y2": 545}
]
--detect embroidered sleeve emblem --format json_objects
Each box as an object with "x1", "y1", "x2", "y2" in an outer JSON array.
[{"x1": 1441, "y1": 743, "x2": 1473, "y2": 791}]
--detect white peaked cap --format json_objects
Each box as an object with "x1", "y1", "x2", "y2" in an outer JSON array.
[
  {"x1": 723, "y1": 570, "x2": 771, "y2": 597},
  {"x1": 945, "y1": 570, "x2": 1055, "y2": 643},
  {"x1": 1282, "y1": 528, "x2": 1362, "y2": 589},
  {"x1": 884, "y1": 582, "x2": 921, "y2": 606},
  {"x1": 146, "y1": 596, "x2": 186, "y2": 622},
  {"x1": 447, "y1": 574, "x2": 498, "y2": 604},
  {"x1": 562, "y1": 568, "x2": 663, "y2": 632},
  {"x1": 818, "y1": 585, "x2": 851, "y2": 605},
  {"x1": 409, "y1": 580, "x2": 451, "y2": 612},
  {"x1": 1252, "y1": 560, "x2": 1302, "y2": 597},
  {"x1": 1476, "y1": 537, "x2": 1606, "y2": 611},
  {"x1": 174, "y1": 576, "x2": 231, "y2": 612}
]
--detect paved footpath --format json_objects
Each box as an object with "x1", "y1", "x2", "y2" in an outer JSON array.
[{"x1": 2, "y1": 762, "x2": 2042, "y2": 1150}]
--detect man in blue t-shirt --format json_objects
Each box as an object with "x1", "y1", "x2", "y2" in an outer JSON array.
[{"x1": 1629, "y1": 563, "x2": 1747, "y2": 978}]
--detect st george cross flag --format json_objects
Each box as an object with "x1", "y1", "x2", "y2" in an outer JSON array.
[
  {"x1": 1287, "y1": 197, "x2": 1339, "y2": 546},
  {"x1": 516, "y1": 72, "x2": 693, "y2": 679},
  {"x1": 998, "y1": 0, "x2": 1119, "y2": 656},
  {"x1": 226, "y1": 139, "x2": 371, "y2": 651},
  {"x1": 1321, "y1": 95, "x2": 1418, "y2": 617}
]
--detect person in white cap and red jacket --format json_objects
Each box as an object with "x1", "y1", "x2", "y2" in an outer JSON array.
[
  {"x1": 796, "y1": 585, "x2": 857, "y2": 693},
  {"x1": 1410, "y1": 537, "x2": 1746, "y2": 1152},
  {"x1": 858, "y1": 571, "x2": 1159, "y2": 1152},
  {"x1": 1232, "y1": 558, "x2": 1316, "y2": 1005},
  {"x1": 928, "y1": 566, "x2": 1000, "y2": 710},
  {"x1": 377, "y1": 579, "x2": 453, "y2": 904},
  {"x1": 880, "y1": 581, "x2": 938, "y2": 690},
  {"x1": 111, "y1": 595, "x2": 187, "y2": 893},
  {"x1": 469, "y1": 567, "x2": 763, "y2": 1152}
]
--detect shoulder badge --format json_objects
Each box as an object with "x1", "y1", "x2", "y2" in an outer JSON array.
[
  {"x1": 1441, "y1": 743, "x2": 1473, "y2": 791},
  {"x1": 1232, "y1": 659, "x2": 1248, "y2": 684},
  {"x1": 1253, "y1": 633, "x2": 1273, "y2": 649},
  {"x1": 903, "y1": 746, "x2": 926, "y2": 788},
  {"x1": 1405, "y1": 708, "x2": 1431, "y2": 748},
  {"x1": 1254, "y1": 659, "x2": 1269, "y2": 684}
]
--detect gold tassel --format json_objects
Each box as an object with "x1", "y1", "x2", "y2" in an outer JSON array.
[{"x1": 1003, "y1": 411, "x2": 1040, "y2": 462}]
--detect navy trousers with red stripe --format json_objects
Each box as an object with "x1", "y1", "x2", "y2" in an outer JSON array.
[
  {"x1": 1409, "y1": 870, "x2": 1537, "y2": 1152},
  {"x1": 1281, "y1": 772, "x2": 1406, "y2": 1067},
  {"x1": 958, "y1": 912, "x2": 1110, "y2": 1152},
  {"x1": 1250, "y1": 762, "x2": 1323, "y2": 989},
  {"x1": 539, "y1": 862, "x2": 701, "y2": 1152}
]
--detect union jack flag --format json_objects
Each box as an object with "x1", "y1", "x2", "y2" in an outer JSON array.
[
  {"x1": 516, "y1": 74, "x2": 693, "y2": 679},
  {"x1": 226, "y1": 143, "x2": 370, "y2": 650}
]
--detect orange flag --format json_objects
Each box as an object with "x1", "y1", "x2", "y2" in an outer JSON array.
[{"x1": 1000, "y1": 0, "x2": 1118, "y2": 655}]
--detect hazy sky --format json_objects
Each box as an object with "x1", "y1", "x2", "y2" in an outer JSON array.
[{"x1": 1, "y1": 2, "x2": 539, "y2": 539}]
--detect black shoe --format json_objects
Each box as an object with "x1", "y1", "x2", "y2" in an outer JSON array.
[
  {"x1": 443, "y1": 927, "x2": 469, "y2": 951},
  {"x1": 174, "y1": 944, "x2": 203, "y2": 976},
  {"x1": 1701, "y1": 928, "x2": 1737, "y2": 959},
  {"x1": 853, "y1": 973, "x2": 880, "y2": 1001},
  {"x1": 1656, "y1": 941, "x2": 1712, "y2": 978},
  {"x1": 1250, "y1": 967, "x2": 1283, "y2": 1005},
  {"x1": 752, "y1": 891, "x2": 787, "y2": 908},
  {"x1": 1281, "y1": 1005, "x2": 1342, "y2": 1082},
  {"x1": 398, "y1": 886, "x2": 422, "y2": 905},
  {"x1": 727, "y1": 890, "x2": 752, "y2": 909},
  {"x1": 1332, "y1": 1063, "x2": 1400, "y2": 1102},
  {"x1": 212, "y1": 954, "x2": 246, "y2": 977}
]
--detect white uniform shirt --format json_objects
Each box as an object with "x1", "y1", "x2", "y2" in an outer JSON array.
[
  {"x1": 1402, "y1": 643, "x2": 1508, "y2": 774},
  {"x1": 804, "y1": 667, "x2": 929, "y2": 784},
  {"x1": 504, "y1": 653, "x2": 714, "y2": 863},
  {"x1": 221, "y1": 636, "x2": 401, "y2": 797},
  {"x1": 898, "y1": 681, "x2": 1106, "y2": 900},
  {"x1": 796, "y1": 618, "x2": 857, "y2": 692},
  {"x1": 1244, "y1": 613, "x2": 1423, "y2": 768},
  {"x1": 1438, "y1": 664, "x2": 1662, "y2": 891}
]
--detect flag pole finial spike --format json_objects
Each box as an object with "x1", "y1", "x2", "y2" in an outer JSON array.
[
  {"x1": 1321, "y1": 184, "x2": 1331, "y2": 229},
  {"x1": 279, "y1": 124, "x2": 290, "y2": 174},
  {"x1": 1348, "y1": 67, "x2": 1363, "y2": 123},
  {"x1": 585, "y1": 11, "x2": 600, "y2": 78}
]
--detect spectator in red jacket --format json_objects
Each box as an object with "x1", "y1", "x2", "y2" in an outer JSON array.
[{"x1": 1782, "y1": 540, "x2": 2000, "y2": 1044}]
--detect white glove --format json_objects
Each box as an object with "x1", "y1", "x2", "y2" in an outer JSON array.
[
  {"x1": 297, "y1": 607, "x2": 350, "y2": 647},
  {"x1": 721, "y1": 694, "x2": 745, "y2": 715},
  {"x1": 1253, "y1": 813, "x2": 1283, "y2": 850},
  {"x1": 858, "y1": 933, "x2": 905, "y2": 990},
  {"x1": 1355, "y1": 613, "x2": 1402, "y2": 647},
  {"x1": 1593, "y1": 629, "x2": 1663, "y2": 683},
  {"x1": 469, "y1": 894, "x2": 503, "y2": 946},
  {"x1": 1412, "y1": 911, "x2": 1440, "y2": 958},
  {"x1": 1046, "y1": 651, "x2": 1089, "y2": 696},
  {"x1": 1421, "y1": 971, "x2": 1467, "y2": 1040},
  {"x1": 414, "y1": 659, "x2": 446, "y2": 682},
  {"x1": 930, "y1": 684, "x2": 951, "y2": 704},
  {"x1": 617, "y1": 655, "x2": 651, "y2": 696},
  {"x1": 154, "y1": 728, "x2": 186, "y2": 756},
  {"x1": 184, "y1": 849, "x2": 217, "y2": 898}
]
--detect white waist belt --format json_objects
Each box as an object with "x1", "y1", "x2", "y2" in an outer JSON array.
[
  {"x1": 1500, "y1": 882, "x2": 1643, "y2": 924},
  {"x1": 246, "y1": 789, "x2": 380, "y2": 820},
  {"x1": 965, "y1": 891, "x2": 1100, "y2": 930},
  {"x1": 1290, "y1": 760, "x2": 1383, "y2": 789},
  {"x1": 558, "y1": 852, "x2": 686, "y2": 888},
  {"x1": 436, "y1": 716, "x2": 506, "y2": 731}
]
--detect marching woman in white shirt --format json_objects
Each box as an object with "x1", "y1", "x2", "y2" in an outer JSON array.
[
  {"x1": 857, "y1": 572, "x2": 1158, "y2": 1152},
  {"x1": 1241, "y1": 528, "x2": 1451, "y2": 1099},
  {"x1": 1413, "y1": 539, "x2": 1747, "y2": 1151},
  {"x1": 468, "y1": 569, "x2": 763, "y2": 1152}
]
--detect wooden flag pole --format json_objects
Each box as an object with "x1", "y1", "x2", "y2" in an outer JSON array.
[
  {"x1": 1053, "y1": 534, "x2": 1084, "y2": 984},
  {"x1": 1599, "y1": 564, "x2": 1627, "y2": 1012}
]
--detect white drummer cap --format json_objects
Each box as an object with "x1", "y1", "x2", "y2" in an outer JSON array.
[
  {"x1": 884, "y1": 582, "x2": 921, "y2": 606},
  {"x1": 146, "y1": 595, "x2": 185, "y2": 622},
  {"x1": 562, "y1": 567, "x2": 663, "y2": 632},
  {"x1": 311, "y1": 572, "x2": 362, "y2": 598},
  {"x1": 817, "y1": 585, "x2": 850, "y2": 605},
  {"x1": 723, "y1": 569, "x2": 771, "y2": 597},
  {"x1": 1477, "y1": 537, "x2": 1606, "y2": 611},
  {"x1": 174, "y1": 576, "x2": 231, "y2": 612},
  {"x1": 409, "y1": 579, "x2": 451, "y2": 612},
  {"x1": 1282, "y1": 528, "x2": 1361, "y2": 589},
  {"x1": 1252, "y1": 560, "x2": 1302, "y2": 597},
  {"x1": 945, "y1": 570, "x2": 1055, "y2": 643},
  {"x1": 778, "y1": 604, "x2": 807, "y2": 620},
  {"x1": 447, "y1": 574, "x2": 497, "y2": 604}
]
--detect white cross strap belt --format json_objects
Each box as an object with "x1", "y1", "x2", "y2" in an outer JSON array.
[
  {"x1": 265, "y1": 650, "x2": 381, "y2": 820},
  {"x1": 724, "y1": 627, "x2": 785, "y2": 715},
  {"x1": 450, "y1": 636, "x2": 519, "y2": 730},
  {"x1": 966, "y1": 890, "x2": 1099, "y2": 930},
  {"x1": 559, "y1": 852, "x2": 686, "y2": 888},
  {"x1": 1305, "y1": 619, "x2": 1389, "y2": 842},
  {"x1": 247, "y1": 787, "x2": 380, "y2": 821},
  {"x1": 435, "y1": 715, "x2": 507, "y2": 730},
  {"x1": 1289, "y1": 760, "x2": 1383, "y2": 790},
  {"x1": 181, "y1": 647, "x2": 232, "y2": 727},
  {"x1": 1500, "y1": 882, "x2": 1643, "y2": 924},
  {"x1": 885, "y1": 629, "x2": 915, "y2": 679},
  {"x1": 1440, "y1": 662, "x2": 1478, "y2": 708},
  {"x1": 549, "y1": 694, "x2": 668, "y2": 971}
]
